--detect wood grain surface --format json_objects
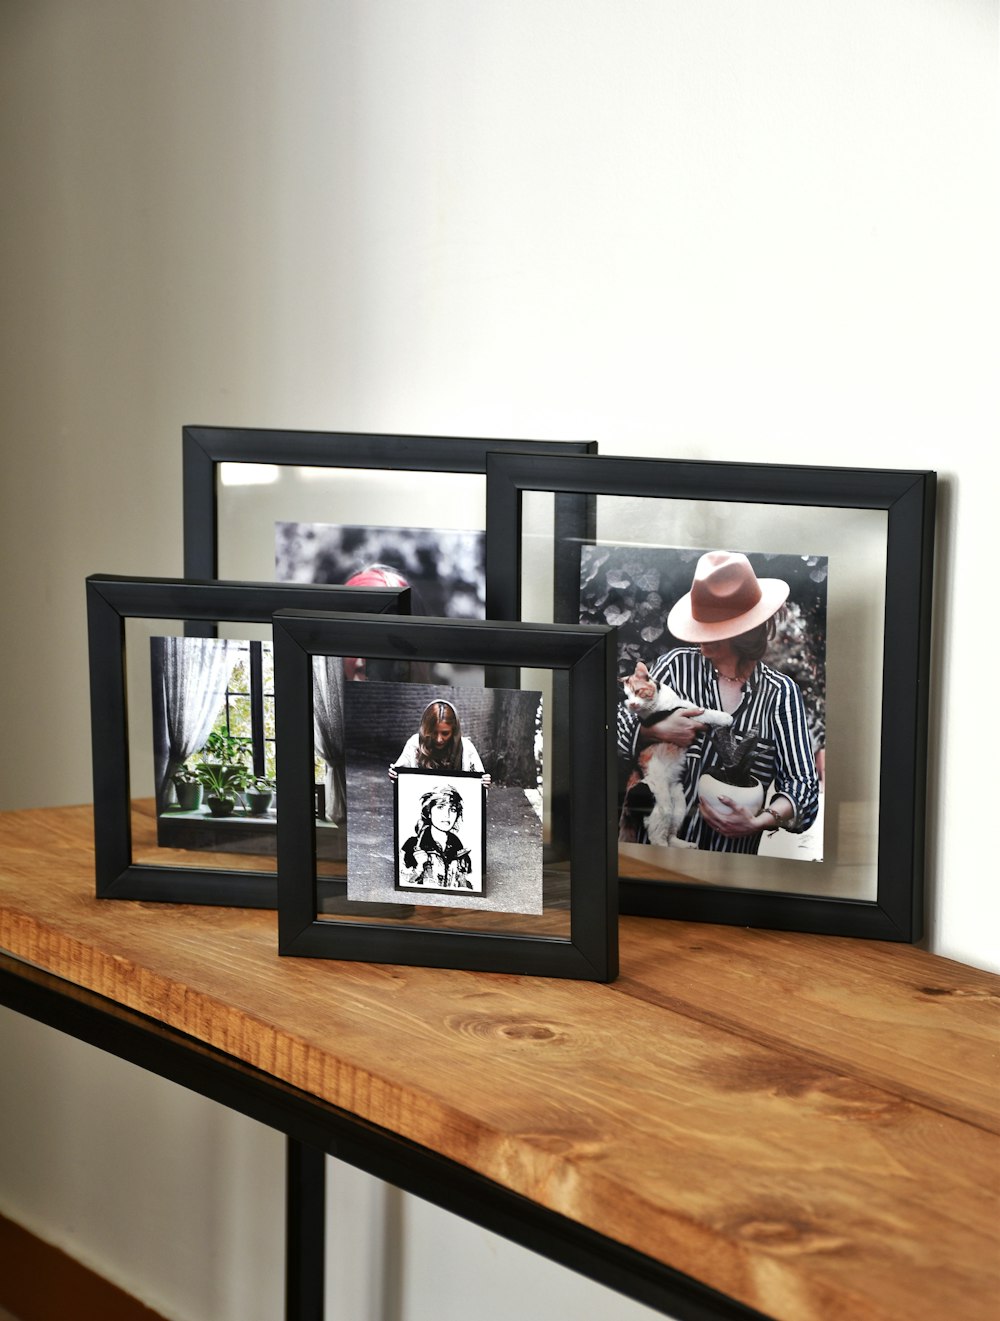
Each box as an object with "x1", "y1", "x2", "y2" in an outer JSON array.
[{"x1": 1, "y1": 804, "x2": 997, "y2": 1321}]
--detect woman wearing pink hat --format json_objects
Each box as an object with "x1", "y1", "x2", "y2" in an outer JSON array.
[{"x1": 616, "y1": 550, "x2": 820, "y2": 854}]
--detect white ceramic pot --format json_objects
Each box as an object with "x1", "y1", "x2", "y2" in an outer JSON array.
[{"x1": 697, "y1": 774, "x2": 765, "y2": 819}]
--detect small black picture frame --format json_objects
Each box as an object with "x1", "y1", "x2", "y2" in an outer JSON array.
[
  {"x1": 86, "y1": 574, "x2": 410, "y2": 908},
  {"x1": 486, "y1": 451, "x2": 936, "y2": 942},
  {"x1": 273, "y1": 610, "x2": 618, "y2": 980},
  {"x1": 393, "y1": 768, "x2": 487, "y2": 897}
]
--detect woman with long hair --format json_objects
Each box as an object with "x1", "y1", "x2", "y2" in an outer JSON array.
[{"x1": 390, "y1": 700, "x2": 492, "y2": 785}]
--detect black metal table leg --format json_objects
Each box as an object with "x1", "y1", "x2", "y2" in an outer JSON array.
[
  {"x1": 0, "y1": 954, "x2": 767, "y2": 1321},
  {"x1": 286, "y1": 1137, "x2": 326, "y2": 1321}
]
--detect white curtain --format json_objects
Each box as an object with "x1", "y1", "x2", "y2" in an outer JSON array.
[
  {"x1": 153, "y1": 637, "x2": 239, "y2": 807},
  {"x1": 312, "y1": 656, "x2": 346, "y2": 823}
]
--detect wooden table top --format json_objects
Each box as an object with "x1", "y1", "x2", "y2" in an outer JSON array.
[{"x1": 0, "y1": 803, "x2": 997, "y2": 1321}]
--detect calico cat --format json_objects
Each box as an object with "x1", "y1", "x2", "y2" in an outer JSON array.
[{"x1": 620, "y1": 659, "x2": 733, "y2": 847}]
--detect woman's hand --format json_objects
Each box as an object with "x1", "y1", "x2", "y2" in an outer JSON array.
[
  {"x1": 481, "y1": 773, "x2": 492, "y2": 789},
  {"x1": 388, "y1": 765, "x2": 398, "y2": 780},
  {"x1": 699, "y1": 793, "x2": 792, "y2": 839},
  {"x1": 697, "y1": 794, "x2": 765, "y2": 838},
  {"x1": 640, "y1": 708, "x2": 708, "y2": 749}
]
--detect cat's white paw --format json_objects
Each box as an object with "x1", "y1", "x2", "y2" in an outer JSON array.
[
  {"x1": 667, "y1": 836, "x2": 698, "y2": 849},
  {"x1": 699, "y1": 709, "x2": 733, "y2": 728}
]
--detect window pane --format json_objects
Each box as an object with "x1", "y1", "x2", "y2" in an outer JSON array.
[{"x1": 228, "y1": 694, "x2": 252, "y2": 739}]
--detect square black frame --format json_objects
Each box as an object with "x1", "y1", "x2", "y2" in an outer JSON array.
[
  {"x1": 485, "y1": 451, "x2": 936, "y2": 941},
  {"x1": 273, "y1": 610, "x2": 618, "y2": 980},
  {"x1": 87, "y1": 574, "x2": 410, "y2": 908}
]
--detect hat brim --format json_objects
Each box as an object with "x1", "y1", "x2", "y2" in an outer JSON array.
[{"x1": 666, "y1": 578, "x2": 790, "y2": 643}]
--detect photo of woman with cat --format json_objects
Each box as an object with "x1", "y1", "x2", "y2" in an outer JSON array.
[{"x1": 616, "y1": 550, "x2": 820, "y2": 855}]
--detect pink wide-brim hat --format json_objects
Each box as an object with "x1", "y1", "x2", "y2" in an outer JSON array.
[
  {"x1": 666, "y1": 551, "x2": 789, "y2": 642},
  {"x1": 345, "y1": 564, "x2": 409, "y2": 589}
]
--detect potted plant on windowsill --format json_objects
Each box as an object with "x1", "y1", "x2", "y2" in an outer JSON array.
[
  {"x1": 194, "y1": 761, "x2": 253, "y2": 818},
  {"x1": 172, "y1": 764, "x2": 204, "y2": 813},
  {"x1": 246, "y1": 775, "x2": 275, "y2": 816}
]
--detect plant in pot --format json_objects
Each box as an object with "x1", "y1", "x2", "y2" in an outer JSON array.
[
  {"x1": 201, "y1": 730, "x2": 251, "y2": 770},
  {"x1": 697, "y1": 728, "x2": 765, "y2": 820},
  {"x1": 194, "y1": 761, "x2": 253, "y2": 818},
  {"x1": 246, "y1": 775, "x2": 275, "y2": 816},
  {"x1": 172, "y1": 764, "x2": 204, "y2": 813}
]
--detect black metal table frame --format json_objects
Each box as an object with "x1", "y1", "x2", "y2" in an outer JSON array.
[{"x1": 0, "y1": 952, "x2": 768, "y2": 1321}]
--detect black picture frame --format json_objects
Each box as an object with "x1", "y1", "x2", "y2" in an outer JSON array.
[
  {"x1": 393, "y1": 768, "x2": 488, "y2": 897},
  {"x1": 86, "y1": 575, "x2": 410, "y2": 908},
  {"x1": 485, "y1": 452, "x2": 936, "y2": 941},
  {"x1": 183, "y1": 426, "x2": 598, "y2": 845},
  {"x1": 273, "y1": 610, "x2": 618, "y2": 980},
  {"x1": 182, "y1": 426, "x2": 596, "y2": 625}
]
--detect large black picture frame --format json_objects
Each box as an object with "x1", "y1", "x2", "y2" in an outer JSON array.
[
  {"x1": 182, "y1": 424, "x2": 596, "y2": 604},
  {"x1": 485, "y1": 452, "x2": 936, "y2": 941},
  {"x1": 86, "y1": 575, "x2": 410, "y2": 908},
  {"x1": 183, "y1": 426, "x2": 597, "y2": 842},
  {"x1": 272, "y1": 610, "x2": 618, "y2": 980}
]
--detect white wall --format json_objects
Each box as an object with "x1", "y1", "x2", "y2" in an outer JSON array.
[{"x1": 0, "y1": 2, "x2": 996, "y2": 1318}]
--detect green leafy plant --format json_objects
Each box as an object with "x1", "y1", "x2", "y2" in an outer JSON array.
[
  {"x1": 194, "y1": 760, "x2": 253, "y2": 803},
  {"x1": 200, "y1": 730, "x2": 251, "y2": 768},
  {"x1": 189, "y1": 731, "x2": 258, "y2": 814},
  {"x1": 707, "y1": 728, "x2": 762, "y2": 788}
]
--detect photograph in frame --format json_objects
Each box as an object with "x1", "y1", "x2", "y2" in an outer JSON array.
[
  {"x1": 150, "y1": 635, "x2": 347, "y2": 867},
  {"x1": 343, "y1": 680, "x2": 544, "y2": 915},
  {"x1": 579, "y1": 544, "x2": 827, "y2": 866},
  {"x1": 394, "y1": 769, "x2": 487, "y2": 897},
  {"x1": 485, "y1": 451, "x2": 935, "y2": 940},
  {"x1": 150, "y1": 635, "x2": 278, "y2": 858},
  {"x1": 275, "y1": 521, "x2": 486, "y2": 684}
]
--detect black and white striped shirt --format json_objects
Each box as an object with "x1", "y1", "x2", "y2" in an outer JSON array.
[{"x1": 616, "y1": 647, "x2": 820, "y2": 854}]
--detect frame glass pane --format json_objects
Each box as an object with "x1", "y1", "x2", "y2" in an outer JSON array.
[{"x1": 521, "y1": 490, "x2": 887, "y2": 902}]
